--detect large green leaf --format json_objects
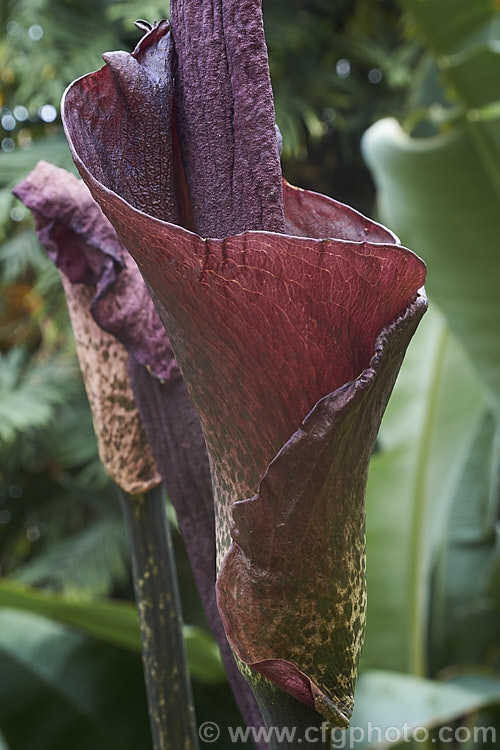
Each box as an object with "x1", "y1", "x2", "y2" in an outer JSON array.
[
  {"x1": 446, "y1": 42, "x2": 500, "y2": 110},
  {"x1": 431, "y1": 411, "x2": 500, "y2": 670},
  {"x1": 0, "y1": 609, "x2": 151, "y2": 750},
  {"x1": 363, "y1": 2, "x2": 500, "y2": 403},
  {"x1": 0, "y1": 579, "x2": 140, "y2": 649},
  {"x1": 362, "y1": 308, "x2": 489, "y2": 675},
  {"x1": 0, "y1": 604, "x2": 256, "y2": 749},
  {"x1": 362, "y1": 118, "x2": 500, "y2": 404},
  {"x1": 0, "y1": 579, "x2": 226, "y2": 683},
  {"x1": 399, "y1": 0, "x2": 496, "y2": 56},
  {"x1": 349, "y1": 670, "x2": 500, "y2": 748}
]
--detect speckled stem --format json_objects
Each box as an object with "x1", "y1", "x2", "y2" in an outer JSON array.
[
  {"x1": 119, "y1": 484, "x2": 199, "y2": 750},
  {"x1": 250, "y1": 671, "x2": 333, "y2": 748}
]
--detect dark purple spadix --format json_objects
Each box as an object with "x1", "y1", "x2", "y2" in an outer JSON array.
[{"x1": 170, "y1": 0, "x2": 284, "y2": 238}]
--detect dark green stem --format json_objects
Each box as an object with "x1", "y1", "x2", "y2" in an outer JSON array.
[
  {"x1": 243, "y1": 666, "x2": 332, "y2": 749},
  {"x1": 119, "y1": 484, "x2": 199, "y2": 750}
]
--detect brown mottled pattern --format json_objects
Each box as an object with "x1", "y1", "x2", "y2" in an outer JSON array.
[
  {"x1": 62, "y1": 279, "x2": 160, "y2": 495},
  {"x1": 217, "y1": 294, "x2": 427, "y2": 723}
]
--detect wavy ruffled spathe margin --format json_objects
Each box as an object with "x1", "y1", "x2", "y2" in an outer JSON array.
[
  {"x1": 60, "y1": 19, "x2": 427, "y2": 724},
  {"x1": 217, "y1": 292, "x2": 427, "y2": 723},
  {"x1": 55, "y1": 130, "x2": 426, "y2": 526},
  {"x1": 13, "y1": 160, "x2": 177, "y2": 385}
]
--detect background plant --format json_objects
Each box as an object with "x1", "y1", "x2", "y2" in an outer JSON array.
[{"x1": 0, "y1": 1, "x2": 498, "y2": 748}]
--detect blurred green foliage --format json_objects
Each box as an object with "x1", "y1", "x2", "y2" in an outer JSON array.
[
  {"x1": 0, "y1": 1, "x2": 499, "y2": 749},
  {"x1": 360, "y1": 1, "x2": 500, "y2": 742}
]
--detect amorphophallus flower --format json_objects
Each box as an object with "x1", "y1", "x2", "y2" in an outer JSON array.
[
  {"x1": 47, "y1": 248, "x2": 161, "y2": 499},
  {"x1": 13, "y1": 162, "x2": 203, "y2": 750},
  {"x1": 59, "y1": 1, "x2": 427, "y2": 735},
  {"x1": 13, "y1": 160, "x2": 266, "y2": 743}
]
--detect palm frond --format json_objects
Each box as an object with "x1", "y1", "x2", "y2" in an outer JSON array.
[
  {"x1": 13, "y1": 514, "x2": 130, "y2": 598},
  {"x1": 0, "y1": 348, "x2": 77, "y2": 445}
]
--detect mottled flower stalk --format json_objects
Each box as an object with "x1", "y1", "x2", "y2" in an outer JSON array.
[
  {"x1": 119, "y1": 484, "x2": 198, "y2": 750},
  {"x1": 61, "y1": 304, "x2": 198, "y2": 750},
  {"x1": 14, "y1": 172, "x2": 198, "y2": 750}
]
